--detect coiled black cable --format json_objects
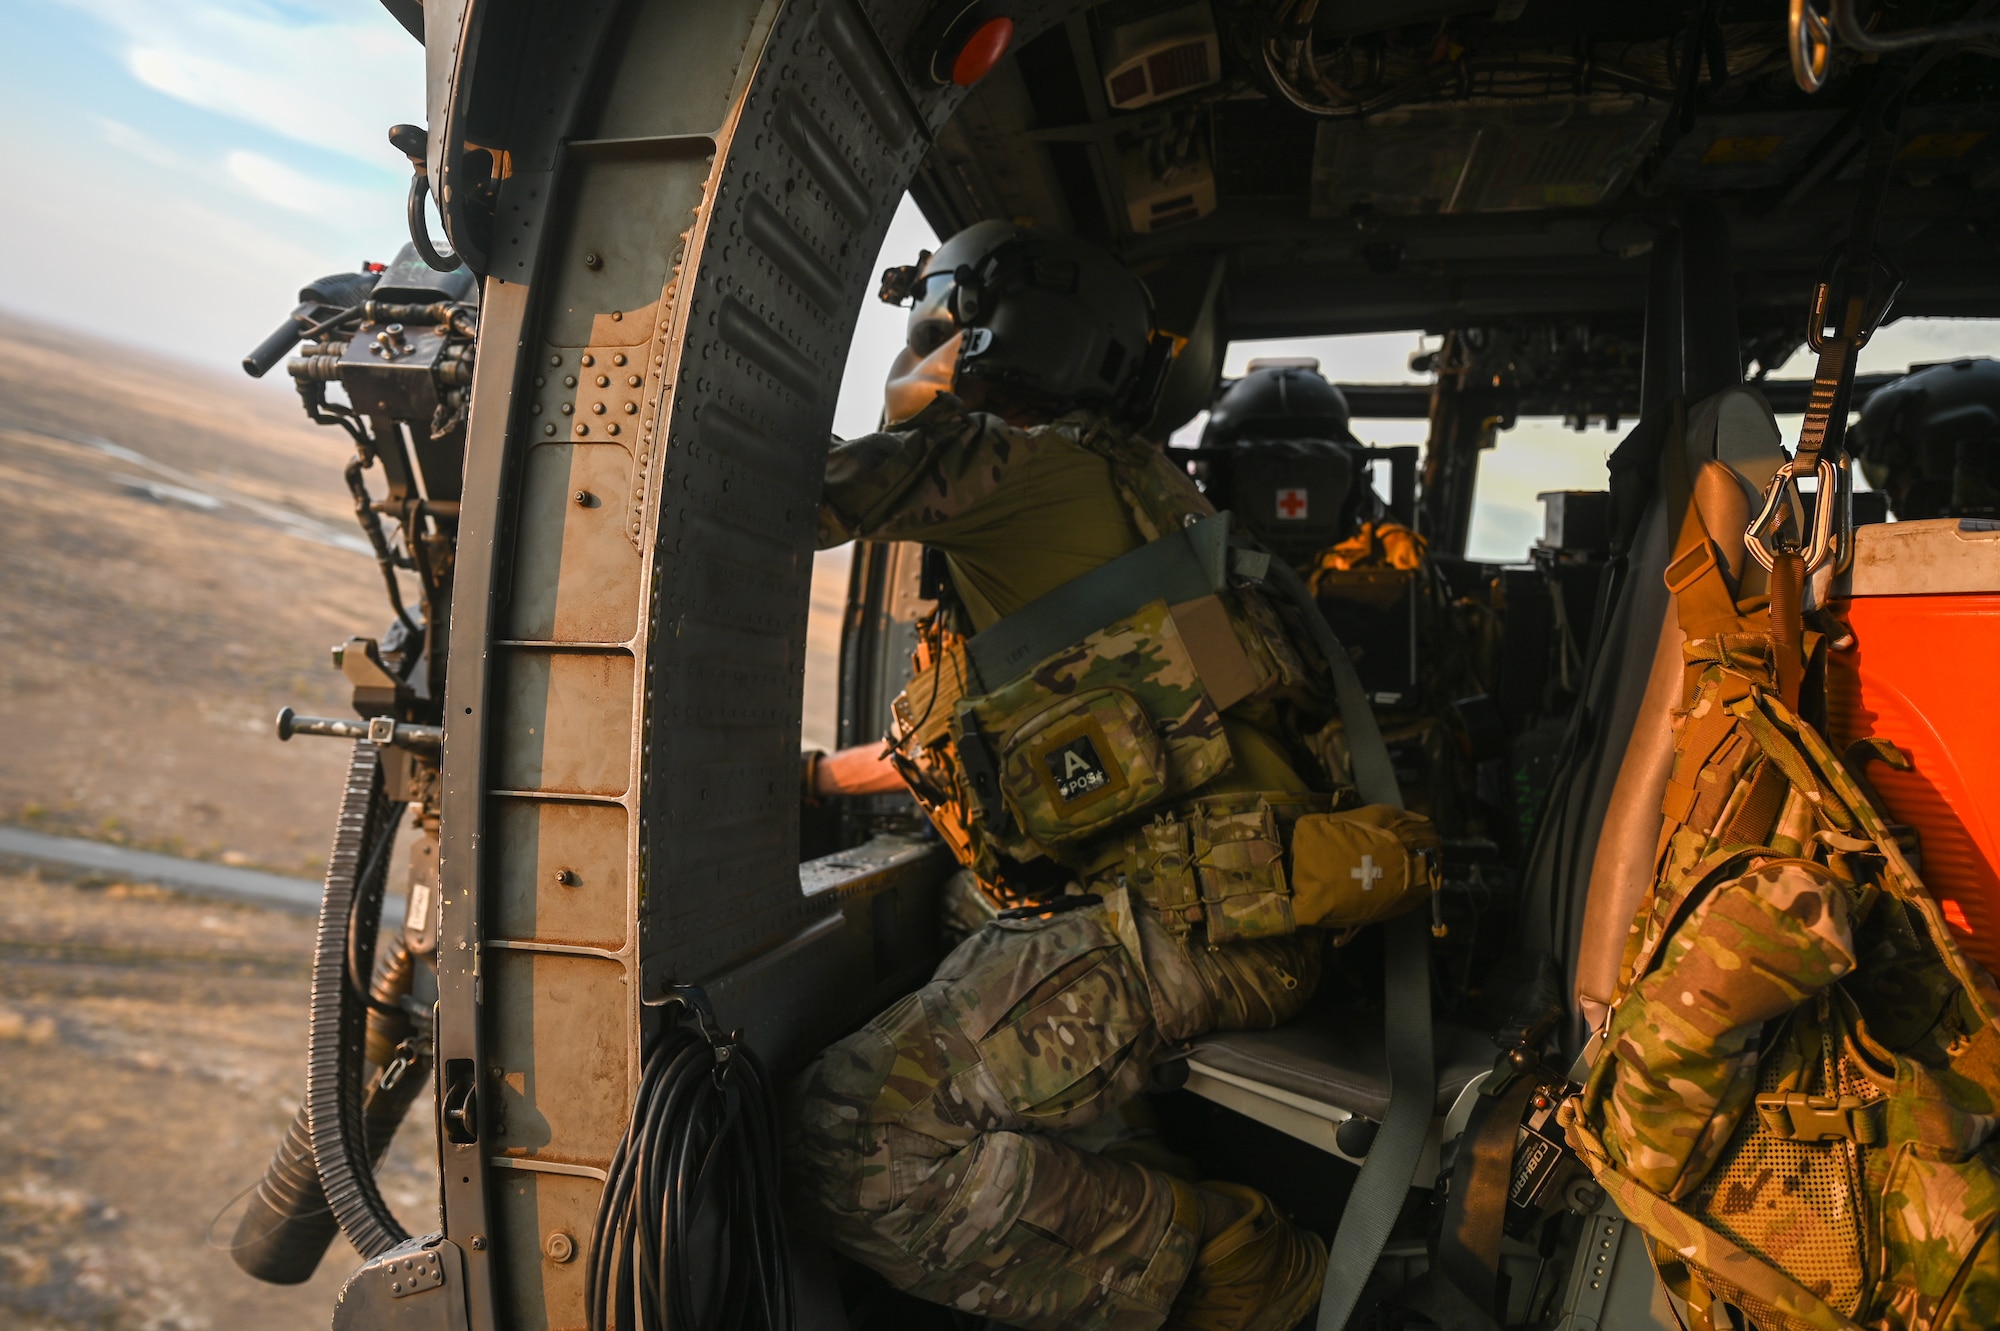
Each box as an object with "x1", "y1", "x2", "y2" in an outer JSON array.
[{"x1": 586, "y1": 991, "x2": 794, "y2": 1331}]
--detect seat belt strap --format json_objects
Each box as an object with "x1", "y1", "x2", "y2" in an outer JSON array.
[
  {"x1": 962, "y1": 512, "x2": 1232, "y2": 689},
  {"x1": 1263, "y1": 561, "x2": 1435, "y2": 1331},
  {"x1": 1435, "y1": 1073, "x2": 1539, "y2": 1324}
]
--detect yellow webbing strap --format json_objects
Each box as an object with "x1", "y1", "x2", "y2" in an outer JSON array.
[{"x1": 1659, "y1": 398, "x2": 1743, "y2": 653}]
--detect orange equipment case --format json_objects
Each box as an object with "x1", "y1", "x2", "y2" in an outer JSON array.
[{"x1": 1828, "y1": 518, "x2": 2000, "y2": 978}]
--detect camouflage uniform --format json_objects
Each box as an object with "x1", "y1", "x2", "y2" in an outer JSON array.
[
  {"x1": 791, "y1": 396, "x2": 1325, "y2": 1329},
  {"x1": 1558, "y1": 606, "x2": 2000, "y2": 1330}
]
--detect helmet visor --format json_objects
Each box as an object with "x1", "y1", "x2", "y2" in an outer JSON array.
[{"x1": 905, "y1": 269, "x2": 962, "y2": 358}]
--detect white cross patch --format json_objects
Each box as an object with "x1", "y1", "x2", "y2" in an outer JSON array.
[{"x1": 1351, "y1": 855, "x2": 1382, "y2": 891}]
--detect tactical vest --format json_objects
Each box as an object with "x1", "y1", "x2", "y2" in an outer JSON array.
[
  {"x1": 1558, "y1": 401, "x2": 2000, "y2": 1331},
  {"x1": 884, "y1": 423, "x2": 1438, "y2": 944}
]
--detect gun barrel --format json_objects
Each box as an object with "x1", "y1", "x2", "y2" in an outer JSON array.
[{"x1": 242, "y1": 316, "x2": 304, "y2": 378}]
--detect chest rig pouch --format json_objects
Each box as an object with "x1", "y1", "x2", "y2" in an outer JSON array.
[{"x1": 889, "y1": 514, "x2": 1317, "y2": 881}]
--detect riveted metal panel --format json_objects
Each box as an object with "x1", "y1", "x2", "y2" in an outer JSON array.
[
  {"x1": 489, "y1": 1171, "x2": 601, "y2": 1331},
  {"x1": 492, "y1": 648, "x2": 635, "y2": 797},
  {"x1": 431, "y1": 3, "x2": 1086, "y2": 1326},
  {"x1": 486, "y1": 950, "x2": 632, "y2": 1167},
  {"x1": 507, "y1": 444, "x2": 643, "y2": 642},
  {"x1": 489, "y1": 800, "x2": 628, "y2": 950},
  {"x1": 636, "y1": 0, "x2": 962, "y2": 996}
]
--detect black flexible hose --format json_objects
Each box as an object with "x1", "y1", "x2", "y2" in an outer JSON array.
[
  {"x1": 307, "y1": 741, "x2": 412, "y2": 1260},
  {"x1": 587, "y1": 995, "x2": 794, "y2": 1331},
  {"x1": 231, "y1": 941, "x2": 428, "y2": 1283}
]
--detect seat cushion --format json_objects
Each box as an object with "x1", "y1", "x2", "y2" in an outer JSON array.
[{"x1": 1188, "y1": 1013, "x2": 1496, "y2": 1122}]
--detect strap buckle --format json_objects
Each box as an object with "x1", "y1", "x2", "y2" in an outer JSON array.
[
  {"x1": 1746, "y1": 455, "x2": 1842, "y2": 575},
  {"x1": 1754, "y1": 1091, "x2": 1884, "y2": 1144},
  {"x1": 1804, "y1": 247, "x2": 1904, "y2": 355}
]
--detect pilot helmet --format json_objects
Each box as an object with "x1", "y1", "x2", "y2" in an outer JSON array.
[
  {"x1": 1201, "y1": 358, "x2": 1359, "y2": 448},
  {"x1": 879, "y1": 220, "x2": 1157, "y2": 425},
  {"x1": 1851, "y1": 357, "x2": 2000, "y2": 520},
  {"x1": 1199, "y1": 360, "x2": 1373, "y2": 565}
]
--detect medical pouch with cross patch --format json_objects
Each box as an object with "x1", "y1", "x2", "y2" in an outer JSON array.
[
  {"x1": 957, "y1": 597, "x2": 1231, "y2": 856},
  {"x1": 1288, "y1": 803, "x2": 1441, "y2": 943}
]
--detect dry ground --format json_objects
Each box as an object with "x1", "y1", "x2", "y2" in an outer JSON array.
[
  {"x1": 0, "y1": 312, "x2": 392, "y2": 875},
  {"x1": 0, "y1": 311, "x2": 853, "y2": 861},
  {"x1": 0, "y1": 310, "x2": 851, "y2": 1329},
  {"x1": 0, "y1": 867, "x2": 434, "y2": 1331},
  {"x1": 0, "y1": 315, "x2": 436, "y2": 1328}
]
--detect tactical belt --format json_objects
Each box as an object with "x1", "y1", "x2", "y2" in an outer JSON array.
[{"x1": 963, "y1": 512, "x2": 1247, "y2": 691}]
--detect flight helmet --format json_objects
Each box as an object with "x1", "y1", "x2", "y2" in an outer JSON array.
[
  {"x1": 879, "y1": 220, "x2": 1159, "y2": 424},
  {"x1": 1851, "y1": 357, "x2": 2000, "y2": 519},
  {"x1": 1201, "y1": 357, "x2": 1359, "y2": 447},
  {"x1": 1199, "y1": 359, "x2": 1374, "y2": 564}
]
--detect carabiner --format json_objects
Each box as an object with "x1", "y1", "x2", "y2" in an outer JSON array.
[
  {"x1": 1789, "y1": 0, "x2": 1833, "y2": 93},
  {"x1": 1746, "y1": 455, "x2": 1842, "y2": 574}
]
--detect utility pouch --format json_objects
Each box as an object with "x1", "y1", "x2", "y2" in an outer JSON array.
[
  {"x1": 1191, "y1": 795, "x2": 1293, "y2": 944},
  {"x1": 1598, "y1": 856, "x2": 1859, "y2": 1201},
  {"x1": 960, "y1": 598, "x2": 1232, "y2": 858},
  {"x1": 1126, "y1": 813, "x2": 1202, "y2": 940},
  {"x1": 1288, "y1": 804, "x2": 1440, "y2": 942},
  {"x1": 994, "y1": 687, "x2": 1167, "y2": 846},
  {"x1": 1116, "y1": 793, "x2": 1333, "y2": 943}
]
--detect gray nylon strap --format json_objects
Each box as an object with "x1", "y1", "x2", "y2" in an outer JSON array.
[
  {"x1": 1266, "y1": 561, "x2": 1435, "y2": 1331},
  {"x1": 963, "y1": 513, "x2": 1232, "y2": 690}
]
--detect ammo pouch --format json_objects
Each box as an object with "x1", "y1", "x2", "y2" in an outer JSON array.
[
  {"x1": 1113, "y1": 796, "x2": 1438, "y2": 946},
  {"x1": 1558, "y1": 642, "x2": 2000, "y2": 1331}
]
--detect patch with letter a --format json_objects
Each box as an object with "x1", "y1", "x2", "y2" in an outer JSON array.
[{"x1": 1046, "y1": 733, "x2": 1112, "y2": 804}]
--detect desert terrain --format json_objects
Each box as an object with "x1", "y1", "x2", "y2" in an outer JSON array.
[
  {"x1": 0, "y1": 312, "x2": 396, "y2": 874},
  {"x1": 0, "y1": 312, "x2": 441, "y2": 1328},
  {"x1": 0, "y1": 309, "x2": 851, "y2": 1329},
  {"x1": 0, "y1": 866, "x2": 434, "y2": 1331}
]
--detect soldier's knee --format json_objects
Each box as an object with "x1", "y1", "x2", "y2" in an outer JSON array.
[{"x1": 787, "y1": 1029, "x2": 899, "y2": 1221}]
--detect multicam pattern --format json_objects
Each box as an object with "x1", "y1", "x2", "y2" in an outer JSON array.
[
  {"x1": 1563, "y1": 627, "x2": 2000, "y2": 1331},
  {"x1": 817, "y1": 394, "x2": 1208, "y2": 551},
  {"x1": 1190, "y1": 796, "x2": 1293, "y2": 945},
  {"x1": 806, "y1": 399, "x2": 1345, "y2": 1327},
  {"x1": 786, "y1": 900, "x2": 1319, "y2": 1331},
  {"x1": 968, "y1": 599, "x2": 1231, "y2": 861},
  {"x1": 1600, "y1": 858, "x2": 1856, "y2": 1199}
]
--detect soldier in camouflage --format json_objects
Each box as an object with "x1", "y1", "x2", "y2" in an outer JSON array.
[{"x1": 787, "y1": 223, "x2": 1429, "y2": 1331}]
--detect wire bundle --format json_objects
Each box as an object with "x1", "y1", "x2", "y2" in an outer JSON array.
[{"x1": 586, "y1": 998, "x2": 794, "y2": 1331}]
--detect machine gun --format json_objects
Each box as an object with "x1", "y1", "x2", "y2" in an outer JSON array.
[{"x1": 229, "y1": 242, "x2": 475, "y2": 1283}]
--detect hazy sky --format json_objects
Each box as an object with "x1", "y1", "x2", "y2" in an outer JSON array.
[{"x1": 3, "y1": 1, "x2": 1995, "y2": 563}]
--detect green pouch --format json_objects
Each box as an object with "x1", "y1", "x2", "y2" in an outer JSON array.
[
  {"x1": 1191, "y1": 795, "x2": 1293, "y2": 944},
  {"x1": 964, "y1": 599, "x2": 1232, "y2": 855},
  {"x1": 998, "y1": 687, "x2": 1168, "y2": 847},
  {"x1": 1601, "y1": 856, "x2": 1858, "y2": 1200},
  {"x1": 1124, "y1": 814, "x2": 1202, "y2": 940}
]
